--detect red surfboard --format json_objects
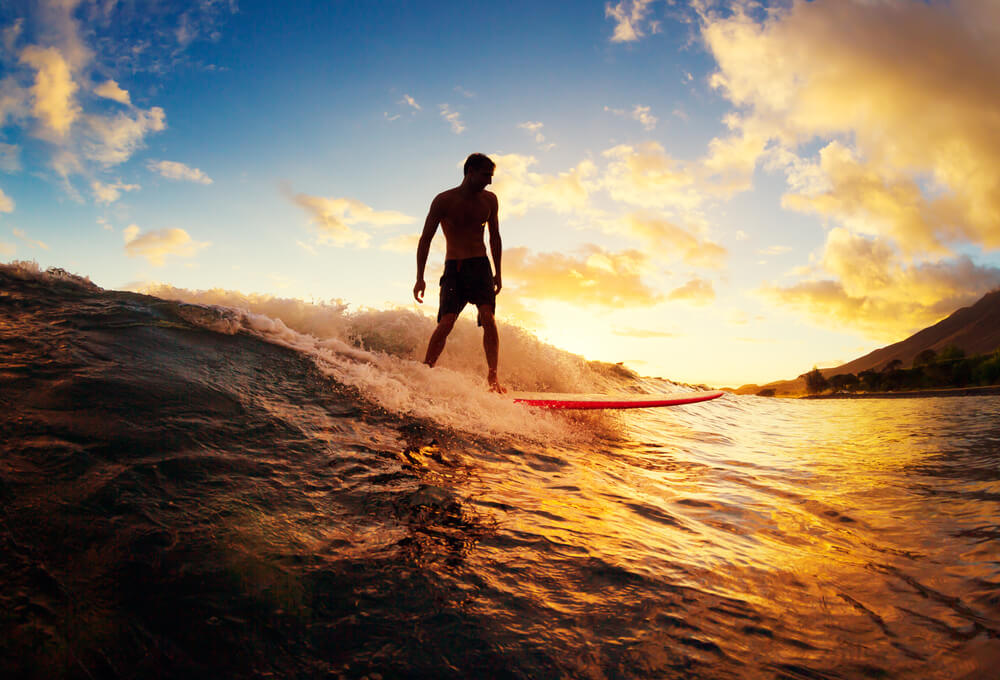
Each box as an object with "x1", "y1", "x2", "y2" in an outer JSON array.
[{"x1": 511, "y1": 390, "x2": 724, "y2": 410}]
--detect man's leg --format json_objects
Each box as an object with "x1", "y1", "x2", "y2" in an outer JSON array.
[
  {"x1": 424, "y1": 313, "x2": 458, "y2": 367},
  {"x1": 477, "y1": 305, "x2": 505, "y2": 392}
]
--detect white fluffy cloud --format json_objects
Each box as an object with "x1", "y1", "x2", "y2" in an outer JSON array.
[
  {"x1": 605, "y1": 1, "x2": 660, "y2": 43},
  {"x1": 123, "y1": 224, "x2": 210, "y2": 266},
  {"x1": 439, "y1": 104, "x2": 465, "y2": 134},
  {"x1": 147, "y1": 160, "x2": 213, "y2": 185},
  {"x1": 92, "y1": 179, "x2": 140, "y2": 204}
]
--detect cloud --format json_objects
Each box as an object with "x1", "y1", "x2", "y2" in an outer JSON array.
[
  {"x1": 91, "y1": 179, "x2": 140, "y2": 204},
  {"x1": 489, "y1": 153, "x2": 598, "y2": 218},
  {"x1": 0, "y1": 142, "x2": 21, "y2": 172},
  {"x1": 400, "y1": 94, "x2": 421, "y2": 111},
  {"x1": 123, "y1": 224, "x2": 210, "y2": 266},
  {"x1": 604, "y1": 104, "x2": 659, "y2": 131},
  {"x1": 617, "y1": 214, "x2": 727, "y2": 269},
  {"x1": 0, "y1": 76, "x2": 30, "y2": 129},
  {"x1": 93, "y1": 79, "x2": 130, "y2": 105},
  {"x1": 757, "y1": 245, "x2": 791, "y2": 256},
  {"x1": 762, "y1": 228, "x2": 1000, "y2": 340},
  {"x1": 0, "y1": 187, "x2": 13, "y2": 213},
  {"x1": 667, "y1": 277, "x2": 715, "y2": 305},
  {"x1": 518, "y1": 121, "x2": 544, "y2": 141},
  {"x1": 613, "y1": 327, "x2": 677, "y2": 339},
  {"x1": 83, "y1": 106, "x2": 166, "y2": 166},
  {"x1": 290, "y1": 191, "x2": 415, "y2": 247},
  {"x1": 605, "y1": 0, "x2": 659, "y2": 43},
  {"x1": 699, "y1": 0, "x2": 1000, "y2": 254},
  {"x1": 504, "y1": 244, "x2": 662, "y2": 308},
  {"x1": 780, "y1": 141, "x2": 962, "y2": 256},
  {"x1": 19, "y1": 45, "x2": 80, "y2": 138},
  {"x1": 439, "y1": 104, "x2": 464, "y2": 134},
  {"x1": 0, "y1": 240, "x2": 13, "y2": 256},
  {"x1": 13, "y1": 227, "x2": 49, "y2": 250},
  {"x1": 601, "y1": 142, "x2": 702, "y2": 211},
  {"x1": 454, "y1": 86, "x2": 475, "y2": 98},
  {"x1": 631, "y1": 105, "x2": 657, "y2": 131},
  {"x1": 147, "y1": 159, "x2": 213, "y2": 184}
]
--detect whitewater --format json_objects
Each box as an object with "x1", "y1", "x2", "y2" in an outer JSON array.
[{"x1": 2, "y1": 261, "x2": 998, "y2": 679}]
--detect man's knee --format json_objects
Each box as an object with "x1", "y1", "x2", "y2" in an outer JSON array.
[
  {"x1": 477, "y1": 306, "x2": 497, "y2": 329},
  {"x1": 437, "y1": 313, "x2": 458, "y2": 332}
]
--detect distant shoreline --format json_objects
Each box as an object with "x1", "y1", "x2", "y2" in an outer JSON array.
[{"x1": 800, "y1": 385, "x2": 1000, "y2": 400}]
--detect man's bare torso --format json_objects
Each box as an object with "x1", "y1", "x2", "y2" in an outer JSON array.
[{"x1": 435, "y1": 187, "x2": 497, "y2": 260}]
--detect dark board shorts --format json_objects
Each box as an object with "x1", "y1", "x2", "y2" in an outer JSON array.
[{"x1": 438, "y1": 256, "x2": 495, "y2": 327}]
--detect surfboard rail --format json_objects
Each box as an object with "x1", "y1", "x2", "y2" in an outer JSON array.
[{"x1": 510, "y1": 390, "x2": 724, "y2": 410}]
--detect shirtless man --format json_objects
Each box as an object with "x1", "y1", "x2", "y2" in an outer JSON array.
[{"x1": 413, "y1": 153, "x2": 505, "y2": 392}]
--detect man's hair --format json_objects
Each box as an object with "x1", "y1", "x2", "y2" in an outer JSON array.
[{"x1": 464, "y1": 153, "x2": 495, "y2": 176}]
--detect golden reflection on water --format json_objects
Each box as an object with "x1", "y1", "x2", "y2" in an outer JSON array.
[{"x1": 457, "y1": 395, "x2": 1000, "y2": 675}]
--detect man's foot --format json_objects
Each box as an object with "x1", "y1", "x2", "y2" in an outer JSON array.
[{"x1": 488, "y1": 371, "x2": 506, "y2": 394}]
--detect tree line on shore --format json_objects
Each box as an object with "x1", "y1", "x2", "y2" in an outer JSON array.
[{"x1": 802, "y1": 346, "x2": 1000, "y2": 395}]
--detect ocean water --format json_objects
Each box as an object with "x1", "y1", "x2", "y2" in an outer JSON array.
[{"x1": 2, "y1": 261, "x2": 998, "y2": 679}]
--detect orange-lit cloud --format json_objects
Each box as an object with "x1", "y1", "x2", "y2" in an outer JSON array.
[
  {"x1": 504, "y1": 244, "x2": 661, "y2": 308},
  {"x1": 490, "y1": 153, "x2": 598, "y2": 218},
  {"x1": 123, "y1": 224, "x2": 210, "y2": 266},
  {"x1": 601, "y1": 142, "x2": 701, "y2": 211},
  {"x1": 667, "y1": 277, "x2": 715, "y2": 305},
  {"x1": 618, "y1": 213, "x2": 726, "y2": 269},
  {"x1": 613, "y1": 327, "x2": 677, "y2": 339},
  {"x1": 94, "y1": 79, "x2": 130, "y2": 105},
  {"x1": 763, "y1": 229, "x2": 1000, "y2": 340},
  {"x1": 148, "y1": 159, "x2": 213, "y2": 184},
  {"x1": 19, "y1": 45, "x2": 79, "y2": 138},
  {"x1": 700, "y1": 0, "x2": 1000, "y2": 254},
  {"x1": 697, "y1": 0, "x2": 1000, "y2": 338},
  {"x1": 290, "y1": 192, "x2": 415, "y2": 247}
]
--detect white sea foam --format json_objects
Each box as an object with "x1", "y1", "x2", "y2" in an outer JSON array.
[{"x1": 138, "y1": 283, "x2": 623, "y2": 441}]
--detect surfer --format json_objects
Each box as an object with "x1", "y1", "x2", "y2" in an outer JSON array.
[{"x1": 414, "y1": 153, "x2": 505, "y2": 393}]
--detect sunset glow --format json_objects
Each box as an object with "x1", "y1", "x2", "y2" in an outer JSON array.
[{"x1": 2, "y1": 0, "x2": 999, "y2": 386}]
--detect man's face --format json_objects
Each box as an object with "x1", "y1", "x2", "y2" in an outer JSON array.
[{"x1": 468, "y1": 167, "x2": 493, "y2": 191}]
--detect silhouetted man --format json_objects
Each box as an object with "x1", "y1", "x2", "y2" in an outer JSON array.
[{"x1": 414, "y1": 153, "x2": 504, "y2": 392}]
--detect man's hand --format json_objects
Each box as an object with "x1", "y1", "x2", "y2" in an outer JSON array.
[
  {"x1": 413, "y1": 279, "x2": 426, "y2": 303},
  {"x1": 493, "y1": 274, "x2": 502, "y2": 295}
]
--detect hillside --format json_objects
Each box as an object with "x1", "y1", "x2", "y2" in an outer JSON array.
[{"x1": 732, "y1": 288, "x2": 1000, "y2": 395}]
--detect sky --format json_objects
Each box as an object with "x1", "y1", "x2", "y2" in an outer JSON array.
[{"x1": 2, "y1": 0, "x2": 1000, "y2": 388}]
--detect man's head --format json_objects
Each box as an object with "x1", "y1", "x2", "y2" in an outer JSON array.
[{"x1": 463, "y1": 153, "x2": 495, "y2": 191}]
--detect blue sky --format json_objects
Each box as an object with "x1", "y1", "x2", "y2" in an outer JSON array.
[{"x1": 3, "y1": 0, "x2": 1000, "y2": 386}]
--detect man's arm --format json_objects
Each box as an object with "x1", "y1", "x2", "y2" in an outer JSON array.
[
  {"x1": 487, "y1": 193, "x2": 502, "y2": 294},
  {"x1": 414, "y1": 196, "x2": 442, "y2": 303}
]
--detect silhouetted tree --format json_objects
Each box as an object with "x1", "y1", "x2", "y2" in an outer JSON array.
[
  {"x1": 884, "y1": 358, "x2": 903, "y2": 372},
  {"x1": 805, "y1": 367, "x2": 829, "y2": 394},
  {"x1": 858, "y1": 369, "x2": 881, "y2": 392},
  {"x1": 939, "y1": 345, "x2": 966, "y2": 363},
  {"x1": 829, "y1": 373, "x2": 859, "y2": 392},
  {"x1": 913, "y1": 349, "x2": 937, "y2": 367}
]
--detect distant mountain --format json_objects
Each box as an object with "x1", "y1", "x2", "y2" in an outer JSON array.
[
  {"x1": 732, "y1": 288, "x2": 1000, "y2": 395},
  {"x1": 823, "y1": 288, "x2": 1000, "y2": 376}
]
